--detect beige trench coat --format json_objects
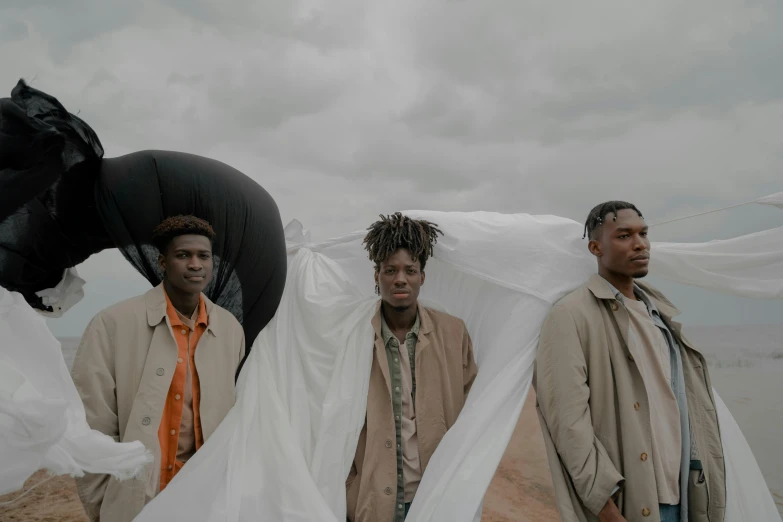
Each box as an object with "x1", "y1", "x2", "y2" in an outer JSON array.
[
  {"x1": 70, "y1": 284, "x2": 245, "y2": 522},
  {"x1": 346, "y1": 304, "x2": 478, "y2": 522},
  {"x1": 534, "y1": 274, "x2": 725, "y2": 522}
]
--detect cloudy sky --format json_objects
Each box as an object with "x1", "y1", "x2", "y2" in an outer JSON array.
[{"x1": 1, "y1": 0, "x2": 781, "y2": 336}]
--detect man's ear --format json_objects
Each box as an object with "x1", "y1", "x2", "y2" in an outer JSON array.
[
  {"x1": 588, "y1": 239, "x2": 602, "y2": 258},
  {"x1": 158, "y1": 253, "x2": 167, "y2": 274}
]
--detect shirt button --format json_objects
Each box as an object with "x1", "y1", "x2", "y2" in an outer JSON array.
[
  {"x1": 628, "y1": 354, "x2": 635, "y2": 362},
  {"x1": 398, "y1": 504, "x2": 404, "y2": 509},
  {"x1": 156, "y1": 368, "x2": 165, "y2": 376},
  {"x1": 394, "y1": 386, "x2": 400, "y2": 392},
  {"x1": 141, "y1": 416, "x2": 151, "y2": 426},
  {"x1": 640, "y1": 452, "x2": 648, "y2": 461},
  {"x1": 384, "y1": 487, "x2": 393, "y2": 495},
  {"x1": 397, "y1": 444, "x2": 401, "y2": 450},
  {"x1": 633, "y1": 402, "x2": 640, "y2": 411},
  {"x1": 385, "y1": 440, "x2": 393, "y2": 448},
  {"x1": 395, "y1": 415, "x2": 400, "y2": 421},
  {"x1": 394, "y1": 358, "x2": 399, "y2": 363},
  {"x1": 175, "y1": 394, "x2": 181, "y2": 400},
  {"x1": 170, "y1": 429, "x2": 176, "y2": 436},
  {"x1": 181, "y1": 329, "x2": 187, "y2": 335},
  {"x1": 611, "y1": 302, "x2": 619, "y2": 311},
  {"x1": 177, "y1": 357, "x2": 184, "y2": 363},
  {"x1": 642, "y1": 507, "x2": 651, "y2": 516}
]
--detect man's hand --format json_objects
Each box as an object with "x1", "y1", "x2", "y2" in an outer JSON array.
[{"x1": 598, "y1": 498, "x2": 627, "y2": 522}]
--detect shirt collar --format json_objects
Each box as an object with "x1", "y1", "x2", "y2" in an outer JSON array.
[
  {"x1": 380, "y1": 310, "x2": 420, "y2": 346},
  {"x1": 603, "y1": 279, "x2": 662, "y2": 318}
]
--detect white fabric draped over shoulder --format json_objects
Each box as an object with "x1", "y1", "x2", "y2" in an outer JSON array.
[{"x1": 136, "y1": 211, "x2": 782, "y2": 522}]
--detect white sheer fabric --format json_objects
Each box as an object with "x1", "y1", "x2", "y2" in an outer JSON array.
[
  {"x1": 0, "y1": 287, "x2": 151, "y2": 497},
  {"x1": 1, "y1": 210, "x2": 779, "y2": 520}
]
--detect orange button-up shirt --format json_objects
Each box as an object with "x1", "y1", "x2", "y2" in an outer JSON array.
[{"x1": 158, "y1": 291, "x2": 208, "y2": 491}]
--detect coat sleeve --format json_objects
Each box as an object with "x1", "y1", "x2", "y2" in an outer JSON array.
[
  {"x1": 462, "y1": 323, "x2": 478, "y2": 398},
  {"x1": 70, "y1": 312, "x2": 118, "y2": 521},
  {"x1": 534, "y1": 304, "x2": 624, "y2": 516}
]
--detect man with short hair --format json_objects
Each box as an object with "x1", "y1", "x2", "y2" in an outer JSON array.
[
  {"x1": 346, "y1": 212, "x2": 479, "y2": 522},
  {"x1": 71, "y1": 215, "x2": 246, "y2": 522},
  {"x1": 534, "y1": 201, "x2": 725, "y2": 522}
]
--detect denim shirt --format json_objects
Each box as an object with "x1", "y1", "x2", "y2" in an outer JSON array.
[{"x1": 607, "y1": 281, "x2": 693, "y2": 521}]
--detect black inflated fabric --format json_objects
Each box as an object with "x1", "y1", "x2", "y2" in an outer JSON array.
[
  {"x1": 0, "y1": 80, "x2": 287, "y2": 365},
  {"x1": 96, "y1": 150, "x2": 287, "y2": 364}
]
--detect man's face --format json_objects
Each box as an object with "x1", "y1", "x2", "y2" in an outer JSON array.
[
  {"x1": 589, "y1": 208, "x2": 650, "y2": 279},
  {"x1": 159, "y1": 234, "x2": 214, "y2": 294},
  {"x1": 375, "y1": 248, "x2": 425, "y2": 311}
]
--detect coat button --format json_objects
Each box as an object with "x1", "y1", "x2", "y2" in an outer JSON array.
[
  {"x1": 628, "y1": 354, "x2": 635, "y2": 362},
  {"x1": 640, "y1": 452, "x2": 648, "y2": 461},
  {"x1": 642, "y1": 507, "x2": 650, "y2": 516},
  {"x1": 384, "y1": 487, "x2": 393, "y2": 495},
  {"x1": 142, "y1": 416, "x2": 151, "y2": 426},
  {"x1": 385, "y1": 440, "x2": 393, "y2": 448},
  {"x1": 156, "y1": 368, "x2": 165, "y2": 376},
  {"x1": 611, "y1": 302, "x2": 619, "y2": 311},
  {"x1": 633, "y1": 402, "x2": 640, "y2": 411}
]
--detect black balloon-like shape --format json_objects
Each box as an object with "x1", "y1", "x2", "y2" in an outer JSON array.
[{"x1": 0, "y1": 80, "x2": 287, "y2": 370}]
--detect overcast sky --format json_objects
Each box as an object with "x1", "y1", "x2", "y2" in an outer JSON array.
[{"x1": 1, "y1": 0, "x2": 781, "y2": 337}]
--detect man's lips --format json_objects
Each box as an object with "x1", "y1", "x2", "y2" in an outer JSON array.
[
  {"x1": 630, "y1": 255, "x2": 649, "y2": 263},
  {"x1": 185, "y1": 275, "x2": 205, "y2": 281},
  {"x1": 391, "y1": 290, "x2": 410, "y2": 297}
]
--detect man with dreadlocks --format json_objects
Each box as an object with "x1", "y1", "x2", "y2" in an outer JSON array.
[
  {"x1": 534, "y1": 201, "x2": 725, "y2": 522},
  {"x1": 71, "y1": 215, "x2": 246, "y2": 522},
  {"x1": 346, "y1": 212, "x2": 478, "y2": 522}
]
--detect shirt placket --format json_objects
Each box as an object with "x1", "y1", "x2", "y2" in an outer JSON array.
[{"x1": 385, "y1": 338, "x2": 407, "y2": 522}]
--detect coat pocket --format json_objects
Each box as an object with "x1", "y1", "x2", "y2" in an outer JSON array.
[{"x1": 688, "y1": 460, "x2": 709, "y2": 522}]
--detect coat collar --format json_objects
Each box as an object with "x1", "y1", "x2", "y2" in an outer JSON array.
[
  {"x1": 145, "y1": 283, "x2": 219, "y2": 335},
  {"x1": 586, "y1": 273, "x2": 682, "y2": 323}
]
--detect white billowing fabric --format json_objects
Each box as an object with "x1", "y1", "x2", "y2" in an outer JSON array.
[
  {"x1": 137, "y1": 211, "x2": 781, "y2": 522},
  {"x1": 0, "y1": 286, "x2": 152, "y2": 497},
  {"x1": 756, "y1": 191, "x2": 783, "y2": 209},
  {"x1": 34, "y1": 267, "x2": 86, "y2": 317}
]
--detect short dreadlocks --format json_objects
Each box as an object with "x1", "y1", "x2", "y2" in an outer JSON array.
[
  {"x1": 363, "y1": 212, "x2": 443, "y2": 270},
  {"x1": 584, "y1": 201, "x2": 644, "y2": 240},
  {"x1": 152, "y1": 215, "x2": 216, "y2": 253}
]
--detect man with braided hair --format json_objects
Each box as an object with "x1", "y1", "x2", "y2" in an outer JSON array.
[
  {"x1": 346, "y1": 212, "x2": 478, "y2": 522},
  {"x1": 534, "y1": 201, "x2": 725, "y2": 522},
  {"x1": 70, "y1": 215, "x2": 246, "y2": 522}
]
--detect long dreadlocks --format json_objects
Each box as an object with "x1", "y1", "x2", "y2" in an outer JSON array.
[
  {"x1": 583, "y1": 201, "x2": 644, "y2": 240},
  {"x1": 363, "y1": 212, "x2": 443, "y2": 270}
]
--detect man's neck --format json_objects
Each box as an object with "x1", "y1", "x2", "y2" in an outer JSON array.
[
  {"x1": 163, "y1": 280, "x2": 200, "y2": 317},
  {"x1": 381, "y1": 300, "x2": 418, "y2": 337},
  {"x1": 598, "y1": 270, "x2": 637, "y2": 300}
]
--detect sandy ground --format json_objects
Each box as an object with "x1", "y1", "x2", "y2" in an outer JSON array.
[
  {"x1": 0, "y1": 391, "x2": 559, "y2": 522},
  {"x1": 4, "y1": 327, "x2": 780, "y2": 521}
]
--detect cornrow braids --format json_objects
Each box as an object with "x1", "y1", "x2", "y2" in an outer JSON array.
[
  {"x1": 363, "y1": 212, "x2": 443, "y2": 270},
  {"x1": 584, "y1": 201, "x2": 643, "y2": 240},
  {"x1": 152, "y1": 215, "x2": 216, "y2": 253}
]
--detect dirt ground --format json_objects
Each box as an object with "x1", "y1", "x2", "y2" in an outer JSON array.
[{"x1": 0, "y1": 392, "x2": 559, "y2": 521}]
